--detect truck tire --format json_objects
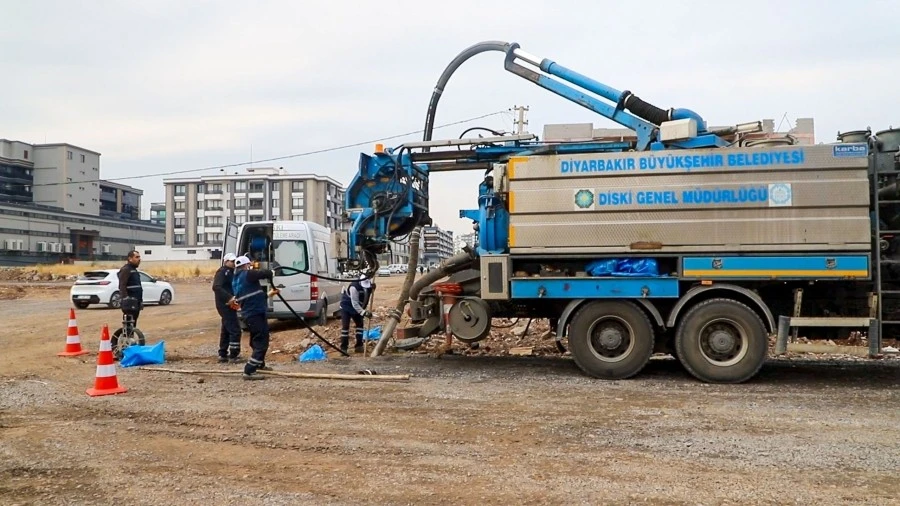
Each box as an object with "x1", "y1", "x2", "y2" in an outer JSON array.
[
  {"x1": 674, "y1": 298, "x2": 768, "y2": 384},
  {"x1": 567, "y1": 300, "x2": 654, "y2": 380}
]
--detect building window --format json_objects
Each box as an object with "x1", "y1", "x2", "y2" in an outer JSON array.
[
  {"x1": 235, "y1": 181, "x2": 247, "y2": 192},
  {"x1": 80, "y1": 154, "x2": 86, "y2": 163},
  {"x1": 271, "y1": 199, "x2": 279, "y2": 210},
  {"x1": 292, "y1": 198, "x2": 303, "y2": 209},
  {"x1": 196, "y1": 183, "x2": 205, "y2": 194},
  {"x1": 234, "y1": 198, "x2": 247, "y2": 209},
  {"x1": 174, "y1": 184, "x2": 186, "y2": 196},
  {"x1": 235, "y1": 215, "x2": 247, "y2": 224},
  {"x1": 197, "y1": 233, "x2": 204, "y2": 244},
  {"x1": 206, "y1": 199, "x2": 223, "y2": 211},
  {"x1": 174, "y1": 234, "x2": 185, "y2": 245},
  {"x1": 174, "y1": 217, "x2": 186, "y2": 228},
  {"x1": 207, "y1": 216, "x2": 222, "y2": 227},
  {"x1": 249, "y1": 182, "x2": 264, "y2": 193},
  {"x1": 207, "y1": 183, "x2": 223, "y2": 194},
  {"x1": 271, "y1": 182, "x2": 280, "y2": 191},
  {"x1": 197, "y1": 216, "x2": 203, "y2": 227},
  {"x1": 67, "y1": 151, "x2": 73, "y2": 160},
  {"x1": 249, "y1": 199, "x2": 263, "y2": 209},
  {"x1": 174, "y1": 201, "x2": 186, "y2": 211},
  {"x1": 292, "y1": 181, "x2": 303, "y2": 192},
  {"x1": 23, "y1": 150, "x2": 28, "y2": 160}
]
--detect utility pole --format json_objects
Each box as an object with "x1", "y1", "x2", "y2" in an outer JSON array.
[{"x1": 513, "y1": 105, "x2": 530, "y2": 134}]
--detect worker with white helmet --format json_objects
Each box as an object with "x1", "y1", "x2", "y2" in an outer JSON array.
[
  {"x1": 231, "y1": 255, "x2": 275, "y2": 380},
  {"x1": 339, "y1": 273, "x2": 374, "y2": 354},
  {"x1": 212, "y1": 253, "x2": 241, "y2": 363}
]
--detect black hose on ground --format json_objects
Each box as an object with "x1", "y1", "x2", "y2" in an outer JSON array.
[{"x1": 265, "y1": 278, "x2": 349, "y2": 357}]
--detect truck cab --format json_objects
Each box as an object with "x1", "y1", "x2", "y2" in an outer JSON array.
[{"x1": 223, "y1": 219, "x2": 343, "y2": 326}]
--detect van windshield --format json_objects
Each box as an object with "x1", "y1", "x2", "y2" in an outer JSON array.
[{"x1": 272, "y1": 240, "x2": 309, "y2": 275}]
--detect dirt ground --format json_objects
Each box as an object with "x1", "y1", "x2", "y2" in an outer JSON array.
[{"x1": 1, "y1": 275, "x2": 899, "y2": 505}]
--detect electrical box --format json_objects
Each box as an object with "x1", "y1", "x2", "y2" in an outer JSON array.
[
  {"x1": 480, "y1": 254, "x2": 511, "y2": 300},
  {"x1": 659, "y1": 118, "x2": 698, "y2": 141}
]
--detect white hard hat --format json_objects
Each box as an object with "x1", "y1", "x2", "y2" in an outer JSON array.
[
  {"x1": 234, "y1": 255, "x2": 251, "y2": 268},
  {"x1": 360, "y1": 278, "x2": 372, "y2": 289},
  {"x1": 223, "y1": 253, "x2": 237, "y2": 262}
]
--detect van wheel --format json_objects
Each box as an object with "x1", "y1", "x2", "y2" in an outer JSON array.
[
  {"x1": 675, "y1": 298, "x2": 768, "y2": 384},
  {"x1": 567, "y1": 300, "x2": 654, "y2": 380}
]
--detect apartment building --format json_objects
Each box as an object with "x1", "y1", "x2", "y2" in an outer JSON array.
[
  {"x1": 422, "y1": 224, "x2": 454, "y2": 266},
  {"x1": 149, "y1": 202, "x2": 166, "y2": 225},
  {"x1": 455, "y1": 232, "x2": 477, "y2": 253},
  {"x1": 162, "y1": 167, "x2": 344, "y2": 249},
  {"x1": 0, "y1": 138, "x2": 164, "y2": 265},
  {"x1": 99, "y1": 180, "x2": 143, "y2": 221}
]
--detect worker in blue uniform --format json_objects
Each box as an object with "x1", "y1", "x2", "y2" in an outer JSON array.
[
  {"x1": 340, "y1": 274, "x2": 373, "y2": 354},
  {"x1": 231, "y1": 255, "x2": 275, "y2": 380}
]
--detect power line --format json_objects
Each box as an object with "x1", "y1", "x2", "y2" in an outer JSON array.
[{"x1": 13, "y1": 110, "x2": 511, "y2": 189}]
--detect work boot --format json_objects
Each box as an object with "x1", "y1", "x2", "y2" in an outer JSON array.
[
  {"x1": 354, "y1": 344, "x2": 365, "y2": 354},
  {"x1": 257, "y1": 365, "x2": 273, "y2": 371},
  {"x1": 229, "y1": 355, "x2": 242, "y2": 363},
  {"x1": 217, "y1": 356, "x2": 228, "y2": 364},
  {"x1": 242, "y1": 372, "x2": 265, "y2": 381}
]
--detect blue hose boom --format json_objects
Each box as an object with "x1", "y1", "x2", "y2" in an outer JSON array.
[{"x1": 340, "y1": 41, "x2": 738, "y2": 272}]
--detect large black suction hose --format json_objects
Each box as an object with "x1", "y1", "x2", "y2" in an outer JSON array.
[{"x1": 421, "y1": 41, "x2": 512, "y2": 148}]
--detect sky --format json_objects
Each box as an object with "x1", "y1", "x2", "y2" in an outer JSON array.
[{"x1": 3, "y1": 0, "x2": 900, "y2": 237}]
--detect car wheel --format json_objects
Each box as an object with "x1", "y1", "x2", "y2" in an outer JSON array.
[
  {"x1": 159, "y1": 289, "x2": 172, "y2": 305},
  {"x1": 108, "y1": 292, "x2": 121, "y2": 309}
]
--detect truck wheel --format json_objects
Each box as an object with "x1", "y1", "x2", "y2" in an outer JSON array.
[
  {"x1": 675, "y1": 298, "x2": 768, "y2": 384},
  {"x1": 567, "y1": 300, "x2": 654, "y2": 380}
]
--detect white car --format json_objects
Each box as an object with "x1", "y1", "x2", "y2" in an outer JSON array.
[
  {"x1": 377, "y1": 266, "x2": 392, "y2": 277},
  {"x1": 69, "y1": 269, "x2": 175, "y2": 309}
]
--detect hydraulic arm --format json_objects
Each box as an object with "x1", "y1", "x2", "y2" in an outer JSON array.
[{"x1": 339, "y1": 41, "x2": 748, "y2": 274}]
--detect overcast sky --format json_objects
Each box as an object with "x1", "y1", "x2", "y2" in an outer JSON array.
[{"x1": 3, "y1": 0, "x2": 899, "y2": 236}]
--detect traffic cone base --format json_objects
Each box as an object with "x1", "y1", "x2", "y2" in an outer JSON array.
[
  {"x1": 86, "y1": 325, "x2": 127, "y2": 397},
  {"x1": 58, "y1": 308, "x2": 89, "y2": 357}
]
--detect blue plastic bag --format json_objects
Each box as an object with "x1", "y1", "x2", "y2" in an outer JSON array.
[
  {"x1": 364, "y1": 326, "x2": 382, "y2": 341},
  {"x1": 585, "y1": 258, "x2": 662, "y2": 277},
  {"x1": 120, "y1": 341, "x2": 165, "y2": 367},
  {"x1": 299, "y1": 344, "x2": 326, "y2": 362}
]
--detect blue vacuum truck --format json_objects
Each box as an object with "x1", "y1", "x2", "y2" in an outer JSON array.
[{"x1": 335, "y1": 40, "x2": 900, "y2": 383}]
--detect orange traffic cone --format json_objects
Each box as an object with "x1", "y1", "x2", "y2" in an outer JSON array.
[
  {"x1": 58, "y1": 308, "x2": 89, "y2": 357},
  {"x1": 86, "y1": 325, "x2": 127, "y2": 397}
]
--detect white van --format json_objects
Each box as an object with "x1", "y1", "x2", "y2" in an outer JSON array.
[{"x1": 223, "y1": 220, "x2": 343, "y2": 326}]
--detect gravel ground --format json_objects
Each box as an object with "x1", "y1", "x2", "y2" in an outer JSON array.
[{"x1": 1, "y1": 277, "x2": 899, "y2": 505}]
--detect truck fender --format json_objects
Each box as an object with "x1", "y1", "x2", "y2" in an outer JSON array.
[
  {"x1": 557, "y1": 298, "x2": 666, "y2": 337},
  {"x1": 666, "y1": 283, "x2": 775, "y2": 333}
]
